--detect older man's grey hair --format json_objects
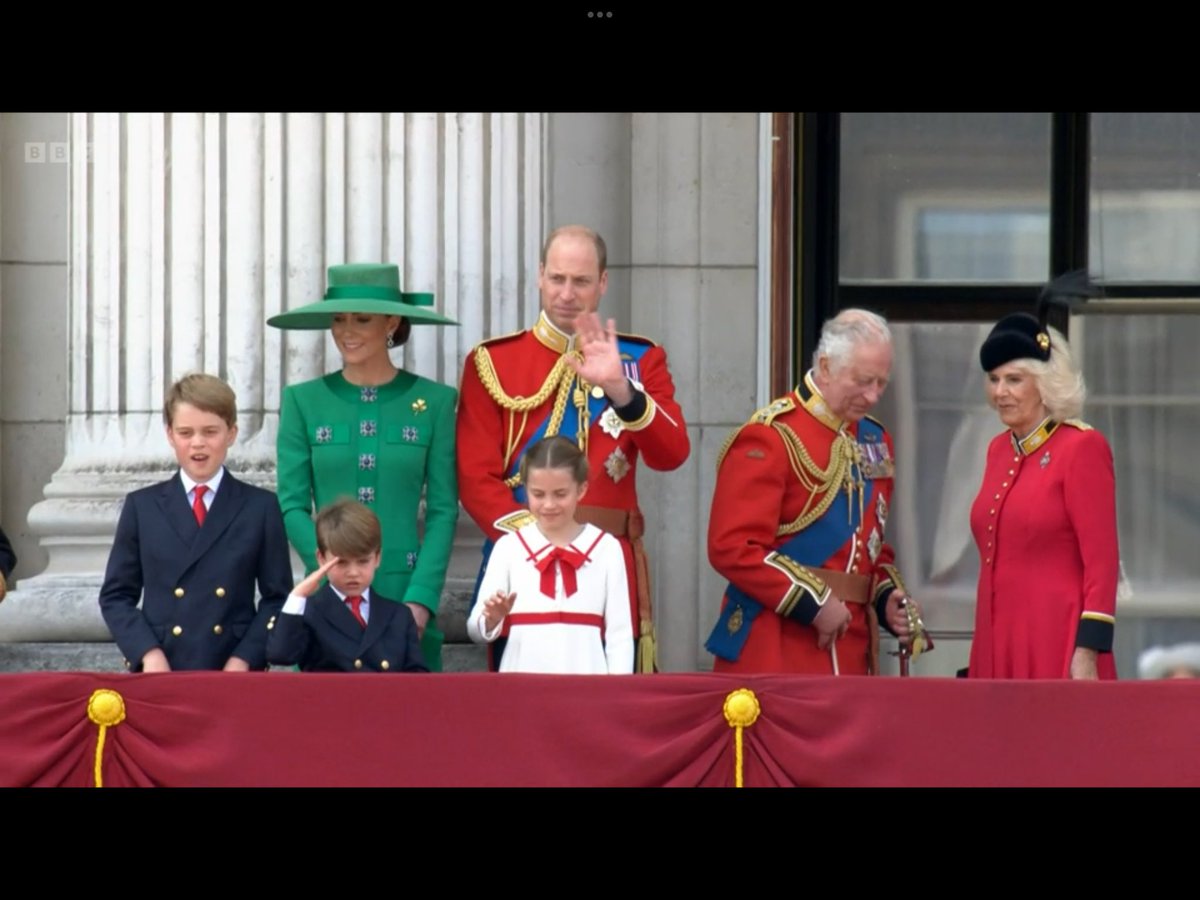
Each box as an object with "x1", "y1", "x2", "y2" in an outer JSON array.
[{"x1": 813, "y1": 309, "x2": 892, "y2": 373}]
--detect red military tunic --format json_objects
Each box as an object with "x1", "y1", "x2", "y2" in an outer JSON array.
[
  {"x1": 969, "y1": 418, "x2": 1119, "y2": 679},
  {"x1": 456, "y1": 311, "x2": 690, "y2": 670},
  {"x1": 707, "y1": 374, "x2": 906, "y2": 675}
]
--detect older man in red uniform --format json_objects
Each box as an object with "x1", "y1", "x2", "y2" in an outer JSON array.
[
  {"x1": 457, "y1": 225, "x2": 690, "y2": 672},
  {"x1": 706, "y1": 309, "x2": 921, "y2": 675}
]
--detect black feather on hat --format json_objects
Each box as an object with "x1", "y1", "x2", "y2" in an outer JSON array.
[{"x1": 979, "y1": 270, "x2": 1100, "y2": 372}]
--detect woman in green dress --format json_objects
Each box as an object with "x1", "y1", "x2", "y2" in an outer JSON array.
[{"x1": 268, "y1": 264, "x2": 459, "y2": 670}]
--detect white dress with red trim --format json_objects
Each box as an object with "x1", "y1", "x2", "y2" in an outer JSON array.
[{"x1": 467, "y1": 522, "x2": 634, "y2": 674}]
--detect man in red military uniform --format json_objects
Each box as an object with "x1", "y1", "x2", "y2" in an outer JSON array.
[
  {"x1": 706, "y1": 309, "x2": 922, "y2": 675},
  {"x1": 457, "y1": 225, "x2": 690, "y2": 672}
]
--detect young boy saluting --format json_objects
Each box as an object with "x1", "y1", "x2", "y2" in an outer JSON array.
[
  {"x1": 268, "y1": 499, "x2": 428, "y2": 673},
  {"x1": 99, "y1": 374, "x2": 293, "y2": 672}
]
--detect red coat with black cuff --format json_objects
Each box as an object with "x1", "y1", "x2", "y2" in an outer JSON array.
[
  {"x1": 707, "y1": 378, "x2": 904, "y2": 675},
  {"x1": 968, "y1": 419, "x2": 1118, "y2": 679},
  {"x1": 456, "y1": 311, "x2": 690, "y2": 630}
]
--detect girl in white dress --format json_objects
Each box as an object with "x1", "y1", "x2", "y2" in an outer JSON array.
[{"x1": 467, "y1": 436, "x2": 634, "y2": 674}]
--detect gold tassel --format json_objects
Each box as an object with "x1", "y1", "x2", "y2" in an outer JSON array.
[
  {"x1": 87, "y1": 689, "x2": 126, "y2": 788},
  {"x1": 723, "y1": 689, "x2": 761, "y2": 788},
  {"x1": 636, "y1": 619, "x2": 657, "y2": 673}
]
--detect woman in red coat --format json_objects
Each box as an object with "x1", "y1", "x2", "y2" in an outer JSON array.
[{"x1": 970, "y1": 311, "x2": 1118, "y2": 680}]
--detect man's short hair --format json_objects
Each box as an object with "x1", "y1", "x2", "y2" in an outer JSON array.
[
  {"x1": 315, "y1": 499, "x2": 383, "y2": 559},
  {"x1": 163, "y1": 373, "x2": 238, "y2": 428},
  {"x1": 540, "y1": 225, "x2": 608, "y2": 273},
  {"x1": 812, "y1": 309, "x2": 892, "y2": 373}
]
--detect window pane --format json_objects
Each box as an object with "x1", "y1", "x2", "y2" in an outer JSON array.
[
  {"x1": 840, "y1": 113, "x2": 1051, "y2": 282},
  {"x1": 1091, "y1": 113, "x2": 1200, "y2": 282}
]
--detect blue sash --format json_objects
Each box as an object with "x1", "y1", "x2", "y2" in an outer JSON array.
[{"x1": 706, "y1": 418, "x2": 884, "y2": 662}]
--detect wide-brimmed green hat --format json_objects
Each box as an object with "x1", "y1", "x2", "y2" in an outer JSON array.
[{"x1": 266, "y1": 263, "x2": 458, "y2": 329}]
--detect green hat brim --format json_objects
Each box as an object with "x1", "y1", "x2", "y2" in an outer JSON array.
[{"x1": 267, "y1": 297, "x2": 458, "y2": 329}]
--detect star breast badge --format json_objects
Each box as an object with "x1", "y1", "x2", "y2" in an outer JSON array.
[{"x1": 605, "y1": 447, "x2": 630, "y2": 483}]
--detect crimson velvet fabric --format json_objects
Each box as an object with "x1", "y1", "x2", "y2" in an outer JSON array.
[{"x1": 1, "y1": 672, "x2": 1197, "y2": 787}]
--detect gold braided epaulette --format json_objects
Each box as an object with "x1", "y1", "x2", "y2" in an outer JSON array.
[
  {"x1": 715, "y1": 396, "x2": 797, "y2": 472},
  {"x1": 477, "y1": 328, "x2": 525, "y2": 347},
  {"x1": 1062, "y1": 418, "x2": 1094, "y2": 431},
  {"x1": 751, "y1": 395, "x2": 796, "y2": 425},
  {"x1": 615, "y1": 331, "x2": 659, "y2": 348}
]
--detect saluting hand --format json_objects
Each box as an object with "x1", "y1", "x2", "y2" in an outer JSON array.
[
  {"x1": 296, "y1": 556, "x2": 340, "y2": 599},
  {"x1": 565, "y1": 313, "x2": 634, "y2": 406}
]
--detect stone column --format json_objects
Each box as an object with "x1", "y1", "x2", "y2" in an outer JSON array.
[{"x1": 0, "y1": 112, "x2": 543, "y2": 658}]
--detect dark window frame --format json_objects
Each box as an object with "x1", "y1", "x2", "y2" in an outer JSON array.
[{"x1": 789, "y1": 112, "x2": 1200, "y2": 381}]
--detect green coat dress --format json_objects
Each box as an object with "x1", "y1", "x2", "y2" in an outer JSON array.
[{"x1": 277, "y1": 370, "x2": 458, "y2": 670}]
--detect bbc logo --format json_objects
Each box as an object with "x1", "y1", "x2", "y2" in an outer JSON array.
[{"x1": 25, "y1": 142, "x2": 75, "y2": 164}]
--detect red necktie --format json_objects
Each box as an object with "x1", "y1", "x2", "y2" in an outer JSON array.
[
  {"x1": 534, "y1": 546, "x2": 588, "y2": 599},
  {"x1": 346, "y1": 595, "x2": 367, "y2": 628},
  {"x1": 192, "y1": 485, "x2": 208, "y2": 526}
]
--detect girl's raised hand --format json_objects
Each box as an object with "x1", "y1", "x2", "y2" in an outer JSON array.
[{"x1": 482, "y1": 590, "x2": 517, "y2": 631}]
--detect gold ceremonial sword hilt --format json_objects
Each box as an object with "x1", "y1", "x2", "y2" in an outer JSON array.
[{"x1": 894, "y1": 595, "x2": 933, "y2": 677}]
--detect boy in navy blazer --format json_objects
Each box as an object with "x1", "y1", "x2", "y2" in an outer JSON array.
[
  {"x1": 99, "y1": 374, "x2": 293, "y2": 672},
  {"x1": 267, "y1": 499, "x2": 428, "y2": 673}
]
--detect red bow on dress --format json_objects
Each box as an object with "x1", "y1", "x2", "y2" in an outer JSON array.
[{"x1": 534, "y1": 546, "x2": 588, "y2": 599}]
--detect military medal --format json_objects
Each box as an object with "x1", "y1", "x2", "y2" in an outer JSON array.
[
  {"x1": 867, "y1": 527, "x2": 882, "y2": 564},
  {"x1": 876, "y1": 493, "x2": 889, "y2": 532},
  {"x1": 857, "y1": 438, "x2": 895, "y2": 479}
]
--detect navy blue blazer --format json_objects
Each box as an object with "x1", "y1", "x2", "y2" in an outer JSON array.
[
  {"x1": 267, "y1": 584, "x2": 428, "y2": 673},
  {"x1": 99, "y1": 469, "x2": 293, "y2": 671}
]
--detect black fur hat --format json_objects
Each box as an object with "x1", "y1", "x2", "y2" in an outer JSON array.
[{"x1": 979, "y1": 270, "x2": 1099, "y2": 371}]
